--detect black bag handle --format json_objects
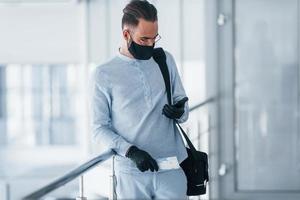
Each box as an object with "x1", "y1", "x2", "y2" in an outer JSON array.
[{"x1": 152, "y1": 48, "x2": 199, "y2": 161}]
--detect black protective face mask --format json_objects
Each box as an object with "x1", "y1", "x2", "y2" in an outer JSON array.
[{"x1": 127, "y1": 39, "x2": 155, "y2": 60}]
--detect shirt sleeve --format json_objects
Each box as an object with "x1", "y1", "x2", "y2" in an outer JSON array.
[
  {"x1": 165, "y1": 51, "x2": 189, "y2": 123},
  {"x1": 89, "y1": 68, "x2": 132, "y2": 157}
]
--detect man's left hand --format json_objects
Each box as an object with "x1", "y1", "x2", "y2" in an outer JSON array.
[{"x1": 162, "y1": 97, "x2": 188, "y2": 120}]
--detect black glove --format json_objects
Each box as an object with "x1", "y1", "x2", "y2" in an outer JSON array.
[
  {"x1": 162, "y1": 97, "x2": 189, "y2": 120},
  {"x1": 125, "y1": 146, "x2": 159, "y2": 172}
]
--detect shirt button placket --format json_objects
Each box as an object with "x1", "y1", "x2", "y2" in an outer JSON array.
[{"x1": 135, "y1": 62, "x2": 152, "y2": 108}]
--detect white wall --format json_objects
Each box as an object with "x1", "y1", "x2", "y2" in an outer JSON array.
[{"x1": 0, "y1": 2, "x2": 83, "y2": 64}]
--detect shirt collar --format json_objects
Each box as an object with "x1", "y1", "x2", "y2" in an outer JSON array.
[
  {"x1": 116, "y1": 48, "x2": 155, "y2": 64},
  {"x1": 117, "y1": 48, "x2": 137, "y2": 62}
]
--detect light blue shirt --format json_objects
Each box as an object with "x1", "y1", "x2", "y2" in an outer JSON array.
[{"x1": 89, "y1": 49, "x2": 189, "y2": 165}]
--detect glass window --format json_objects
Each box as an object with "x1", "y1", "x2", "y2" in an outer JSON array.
[
  {"x1": 235, "y1": 0, "x2": 300, "y2": 191},
  {"x1": 0, "y1": 64, "x2": 79, "y2": 147}
]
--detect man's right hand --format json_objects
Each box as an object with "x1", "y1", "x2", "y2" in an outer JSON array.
[{"x1": 125, "y1": 146, "x2": 159, "y2": 172}]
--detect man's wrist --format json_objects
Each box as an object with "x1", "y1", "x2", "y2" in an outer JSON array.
[{"x1": 125, "y1": 145, "x2": 137, "y2": 157}]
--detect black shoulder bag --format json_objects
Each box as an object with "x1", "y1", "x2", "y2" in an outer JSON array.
[{"x1": 153, "y1": 47, "x2": 209, "y2": 196}]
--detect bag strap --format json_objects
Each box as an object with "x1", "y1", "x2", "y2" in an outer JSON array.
[
  {"x1": 152, "y1": 48, "x2": 172, "y2": 104},
  {"x1": 152, "y1": 48, "x2": 199, "y2": 159}
]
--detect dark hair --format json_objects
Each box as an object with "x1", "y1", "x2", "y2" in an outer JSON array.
[{"x1": 122, "y1": 0, "x2": 157, "y2": 29}]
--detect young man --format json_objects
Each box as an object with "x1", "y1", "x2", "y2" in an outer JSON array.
[{"x1": 90, "y1": 0, "x2": 189, "y2": 199}]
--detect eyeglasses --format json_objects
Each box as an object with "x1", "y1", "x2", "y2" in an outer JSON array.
[
  {"x1": 127, "y1": 30, "x2": 162, "y2": 45},
  {"x1": 139, "y1": 34, "x2": 162, "y2": 44}
]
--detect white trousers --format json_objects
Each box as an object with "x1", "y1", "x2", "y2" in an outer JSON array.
[{"x1": 115, "y1": 168, "x2": 188, "y2": 200}]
